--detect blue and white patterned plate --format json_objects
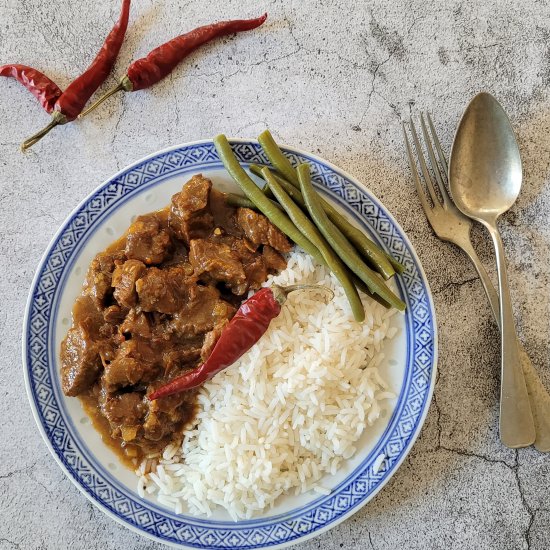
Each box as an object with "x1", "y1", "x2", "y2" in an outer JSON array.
[{"x1": 23, "y1": 140, "x2": 437, "y2": 548}]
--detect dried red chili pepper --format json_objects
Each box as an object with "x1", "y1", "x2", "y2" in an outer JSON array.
[
  {"x1": 79, "y1": 13, "x2": 268, "y2": 118},
  {"x1": 148, "y1": 284, "x2": 330, "y2": 401},
  {"x1": 0, "y1": 64, "x2": 62, "y2": 113},
  {"x1": 21, "y1": 0, "x2": 131, "y2": 151}
]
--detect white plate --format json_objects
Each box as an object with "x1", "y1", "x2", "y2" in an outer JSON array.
[{"x1": 23, "y1": 139, "x2": 437, "y2": 548}]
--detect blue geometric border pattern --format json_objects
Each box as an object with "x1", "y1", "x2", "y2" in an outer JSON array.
[{"x1": 24, "y1": 140, "x2": 436, "y2": 548}]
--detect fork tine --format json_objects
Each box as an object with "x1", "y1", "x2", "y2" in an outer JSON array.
[
  {"x1": 426, "y1": 112, "x2": 449, "y2": 183},
  {"x1": 408, "y1": 118, "x2": 440, "y2": 207},
  {"x1": 420, "y1": 113, "x2": 452, "y2": 207},
  {"x1": 402, "y1": 122, "x2": 434, "y2": 223}
]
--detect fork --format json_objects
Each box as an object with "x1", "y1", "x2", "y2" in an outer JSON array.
[{"x1": 403, "y1": 113, "x2": 550, "y2": 452}]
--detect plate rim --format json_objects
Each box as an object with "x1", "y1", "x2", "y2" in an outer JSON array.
[{"x1": 22, "y1": 138, "x2": 438, "y2": 549}]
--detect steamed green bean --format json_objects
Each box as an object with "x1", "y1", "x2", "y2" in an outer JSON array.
[
  {"x1": 263, "y1": 167, "x2": 365, "y2": 322},
  {"x1": 298, "y1": 163, "x2": 406, "y2": 311},
  {"x1": 213, "y1": 135, "x2": 326, "y2": 268},
  {"x1": 250, "y1": 163, "x2": 397, "y2": 278}
]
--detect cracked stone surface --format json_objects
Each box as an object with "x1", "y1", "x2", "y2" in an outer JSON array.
[{"x1": 1, "y1": 0, "x2": 549, "y2": 548}]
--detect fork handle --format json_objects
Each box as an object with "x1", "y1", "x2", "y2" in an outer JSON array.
[
  {"x1": 460, "y1": 238, "x2": 550, "y2": 451},
  {"x1": 459, "y1": 240, "x2": 500, "y2": 322}
]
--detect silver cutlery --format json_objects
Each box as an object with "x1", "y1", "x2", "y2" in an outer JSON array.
[{"x1": 403, "y1": 111, "x2": 550, "y2": 451}]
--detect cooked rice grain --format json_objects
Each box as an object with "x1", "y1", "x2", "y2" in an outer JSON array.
[{"x1": 137, "y1": 250, "x2": 398, "y2": 519}]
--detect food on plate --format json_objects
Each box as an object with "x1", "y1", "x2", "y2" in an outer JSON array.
[
  {"x1": 20, "y1": 0, "x2": 131, "y2": 150},
  {"x1": 149, "y1": 284, "x2": 331, "y2": 400},
  {"x1": 249, "y1": 162, "x2": 404, "y2": 276},
  {"x1": 213, "y1": 133, "x2": 405, "y2": 319},
  {"x1": 60, "y1": 132, "x2": 405, "y2": 519},
  {"x1": 60, "y1": 174, "x2": 291, "y2": 464},
  {"x1": 138, "y1": 249, "x2": 398, "y2": 519},
  {"x1": 260, "y1": 164, "x2": 365, "y2": 322},
  {"x1": 79, "y1": 14, "x2": 268, "y2": 118}
]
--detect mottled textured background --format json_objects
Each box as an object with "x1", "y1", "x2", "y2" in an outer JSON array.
[{"x1": 1, "y1": 0, "x2": 549, "y2": 548}]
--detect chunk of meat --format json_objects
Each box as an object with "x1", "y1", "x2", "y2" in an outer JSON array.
[
  {"x1": 61, "y1": 323, "x2": 102, "y2": 396},
  {"x1": 135, "y1": 266, "x2": 193, "y2": 313},
  {"x1": 112, "y1": 259, "x2": 147, "y2": 308},
  {"x1": 263, "y1": 245, "x2": 287, "y2": 272},
  {"x1": 103, "y1": 305, "x2": 128, "y2": 324},
  {"x1": 163, "y1": 345, "x2": 202, "y2": 377},
  {"x1": 103, "y1": 339, "x2": 160, "y2": 389},
  {"x1": 141, "y1": 389, "x2": 196, "y2": 442},
  {"x1": 120, "y1": 309, "x2": 151, "y2": 339},
  {"x1": 100, "y1": 389, "x2": 145, "y2": 428},
  {"x1": 60, "y1": 296, "x2": 107, "y2": 396},
  {"x1": 125, "y1": 212, "x2": 172, "y2": 265},
  {"x1": 200, "y1": 319, "x2": 228, "y2": 362},
  {"x1": 236, "y1": 208, "x2": 292, "y2": 253},
  {"x1": 167, "y1": 284, "x2": 235, "y2": 338},
  {"x1": 169, "y1": 175, "x2": 214, "y2": 243},
  {"x1": 189, "y1": 239, "x2": 246, "y2": 293},
  {"x1": 209, "y1": 188, "x2": 243, "y2": 236},
  {"x1": 243, "y1": 255, "x2": 268, "y2": 291},
  {"x1": 83, "y1": 250, "x2": 124, "y2": 308}
]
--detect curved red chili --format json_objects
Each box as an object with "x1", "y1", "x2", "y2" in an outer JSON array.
[
  {"x1": 149, "y1": 286, "x2": 282, "y2": 401},
  {"x1": 55, "y1": 0, "x2": 131, "y2": 121},
  {"x1": 0, "y1": 64, "x2": 62, "y2": 113},
  {"x1": 80, "y1": 14, "x2": 267, "y2": 118},
  {"x1": 21, "y1": 0, "x2": 131, "y2": 151}
]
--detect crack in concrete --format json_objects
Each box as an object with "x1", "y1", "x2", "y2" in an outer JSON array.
[
  {"x1": 234, "y1": 119, "x2": 269, "y2": 137},
  {"x1": 433, "y1": 276, "x2": 479, "y2": 295},
  {"x1": 0, "y1": 467, "x2": 30, "y2": 480},
  {"x1": 368, "y1": 531, "x2": 377, "y2": 550},
  {"x1": 514, "y1": 450, "x2": 534, "y2": 550},
  {"x1": 171, "y1": 73, "x2": 181, "y2": 128},
  {"x1": 437, "y1": 445, "x2": 513, "y2": 468}
]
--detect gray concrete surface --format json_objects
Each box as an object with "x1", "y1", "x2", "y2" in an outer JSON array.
[{"x1": 1, "y1": 0, "x2": 549, "y2": 548}]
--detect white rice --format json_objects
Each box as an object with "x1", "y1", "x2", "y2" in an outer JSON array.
[{"x1": 137, "y1": 249, "x2": 398, "y2": 520}]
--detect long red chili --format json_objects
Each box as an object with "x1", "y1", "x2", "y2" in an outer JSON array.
[
  {"x1": 79, "y1": 13, "x2": 267, "y2": 118},
  {"x1": 0, "y1": 64, "x2": 62, "y2": 113},
  {"x1": 148, "y1": 286, "x2": 283, "y2": 401},
  {"x1": 21, "y1": 0, "x2": 131, "y2": 151}
]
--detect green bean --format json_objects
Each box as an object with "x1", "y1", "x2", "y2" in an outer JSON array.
[
  {"x1": 263, "y1": 167, "x2": 365, "y2": 322},
  {"x1": 250, "y1": 167, "x2": 389, "y2": 307},
  {"x1": 386, "y1": 253, "x2": 406, "y2": 274},
  {"x1": 224, "y1": 191, "x2": 283, "y2": 212},
  {"x1": 258, "y1": 130, "x2": 300, "y2": 186},
  {"x1": 298, "y1": 163, "x2": 406, "y2": 311},
  {"x1": 213, "y1": 135, "x2": 326, "y2": 268},
  {"x1": 352, "y1": 276, "x2": 391, "y2": 309},
  {"x1": 224, "y1": 193, "x2": 257, "y2": 209},
  {"x1": 255, "y1": 133, "x2": 405, "y2": 275},
  {"x1": 250, "y1": 163, "x2": 397, "y2": 279}
]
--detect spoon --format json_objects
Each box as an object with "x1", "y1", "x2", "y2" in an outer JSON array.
[{"x1": 449, "y1": 92, "x2": 536, "y2": 448}]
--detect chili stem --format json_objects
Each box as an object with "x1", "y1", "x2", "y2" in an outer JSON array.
[
  {"x1": 21, "y1": 114, "x2": 64, "y2": 151},
  {"x1": 78, "y1": 81, "x2": 126, "y2": 118}
]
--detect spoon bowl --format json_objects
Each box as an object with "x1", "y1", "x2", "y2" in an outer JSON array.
[{"x1": 450, "y1": 92, "x2": 523, "y2": 222}]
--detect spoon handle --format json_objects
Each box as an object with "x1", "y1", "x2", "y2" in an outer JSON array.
[
  {"x1": 460, "y1": 239, "x2": 550, "y2": 451},
  {"x1": 487, "y1": 225, "x2": 536, "y2": 447}
]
